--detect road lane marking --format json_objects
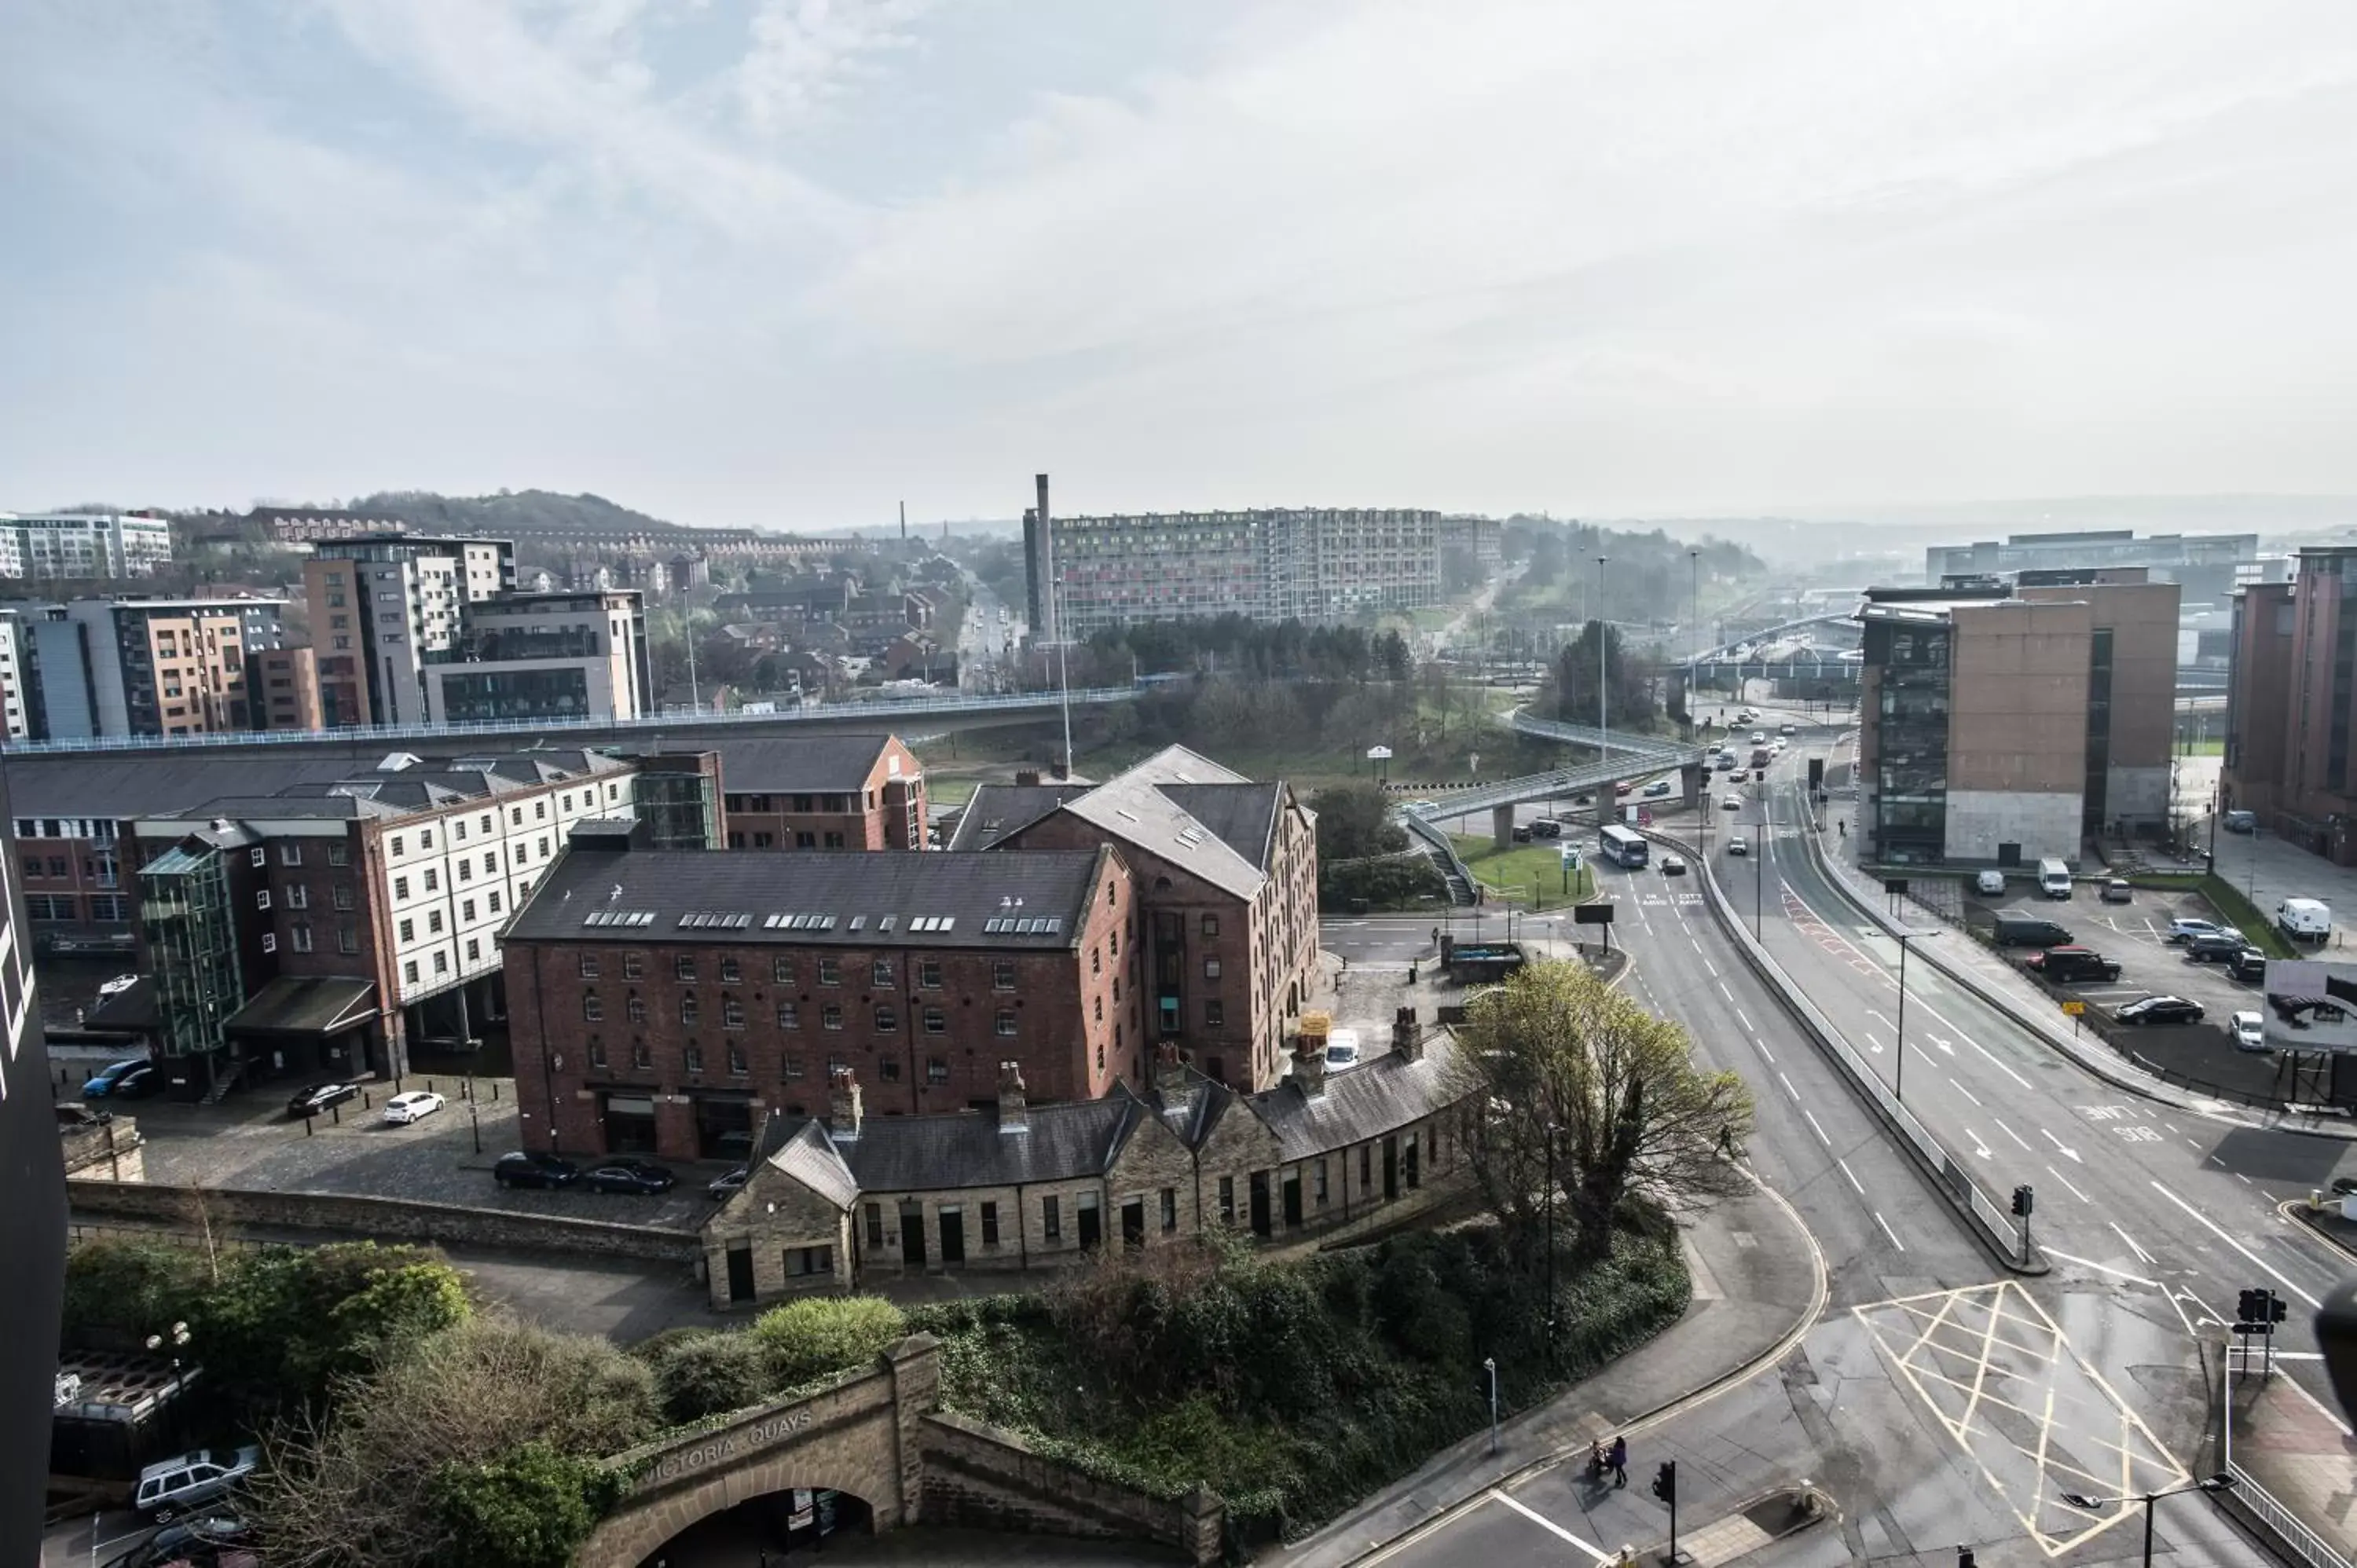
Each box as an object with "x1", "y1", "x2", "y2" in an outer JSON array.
[
  {"x1": 2108, "y1": 1223, "x2": 2156, "y2": 1265},
  {"x1": 1992, "y1": 1118, "x2": 2033, "y2": 1152},
  {"x1": 1875, "y1": 1212, "x2": 1906, "y2": 1251},
  {"x1": 1965, "y1": 1127, "x2": 1993, "y2": 1159},
  {"x1": 2040, "y1": 1129, "x2": 2084, "y2": 1163},
  {"x1": 1489, "y1": 1490, "x2": 1605, "y2": 1557},
  {"x1": 2148, "y1": 1182, "x2": 2322, "y2": 1308},
  {"x1": 1717, "y1": 980, "x2": 1736, "y2": 1004},
  {"x1": 1949, "y1": 1078, "x2": 1984, "y2": 1107},
  {"x1": 1736, "y1": 1007, "x2": 1754, "y2": 1033},
  {"x1": 1803, "y1": 1109, "x2": 1831, "y2": 1146},
  {"x1": 1778, "y1": 1072, "x2": 1800, "y2": 1101},
  {"x1": 1838, "y1": 1158, "x2": 1865, "y2": 1194},
  {"x1": 2044, "y1": 1248, "x2": 2158, "y2": 1288},
  {"x1": 2044, "y1": 1166, "x2": 2091, "y2": 1203}
]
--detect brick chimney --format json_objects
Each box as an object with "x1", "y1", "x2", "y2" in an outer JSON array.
[
  {"x1": 1153, "y1": 1042, "x2": 1191, "y2": 1100},
  {"x1": 828, "y1": 1066, "x2": 863, "y2": 1141},
  {"x1": 1014, "y1": 769, "x2": 1042, "y2": 787},
  {"x1": 1290, "y1": 1035, "x2": 1328, "y2": 1097},
  {"x1": 1393, "y1": 1006, "x2": 1424, "y2": 1064},
  {"x1": 998, "y1": 1061, "x2": 1028, "y2": 1134}
]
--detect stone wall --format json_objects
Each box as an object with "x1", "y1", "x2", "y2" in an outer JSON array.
[
  {"x1": 65, "y1": 1178, "x2": 701, "y2": 1264},
  {"x1": 60, "y1": 1121, "x2": 144, "y2": 1183},
  {"x1": 920, "y1": 1410, "x2": 1223, "y2": 1566}
]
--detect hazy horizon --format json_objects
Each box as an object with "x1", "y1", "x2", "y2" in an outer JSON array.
[{"x1": 9, "y1": 2, "x2": 2357, "y2": 529}]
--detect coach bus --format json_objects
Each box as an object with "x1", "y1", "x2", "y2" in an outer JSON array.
[{"x1": 1599, "y1": 822, "x2": 1649, "y2": 870}]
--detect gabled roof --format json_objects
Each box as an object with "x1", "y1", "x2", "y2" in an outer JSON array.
[
  {"x1": 1241, "y1": 1033, "x2": 1464, "y2": 1162},
  {"x1": 1062, "y1": 770, "x2": 1268, "y2": 900},
  {"x1": 946, "y1": 783, "x2": 1091, "y2": 851},
  {"x1": 1155, "y1": 782, "x2": 1282, "y2": 870},
  {"x1": 708, "y1": 735, "x2": 905, "y2": 793},
  {"x1": 832, "y1": 1087, "x2": 1151, "y2": 1191},
  {"x1": 961, "y1": 746, "x2": 1282, "y2": 900},
  {"x1": 766, "y1": 1119, "x2": 861, "y2": 1211}
]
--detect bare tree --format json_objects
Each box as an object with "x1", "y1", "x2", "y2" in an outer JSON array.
[{"x1": 1449, "y1": 962, "x2": 1753, "y2": 1265}]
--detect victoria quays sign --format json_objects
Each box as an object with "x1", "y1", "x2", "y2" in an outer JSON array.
[{"x1": 638, "y1": 1405, "x2": 817, "y2": 1488}]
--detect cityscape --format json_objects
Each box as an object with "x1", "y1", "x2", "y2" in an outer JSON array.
[{"x1": 9, "y1": 7, "x2": 2357, "y2": 1568}]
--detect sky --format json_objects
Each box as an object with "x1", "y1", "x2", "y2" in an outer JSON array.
[{"x1": 6, "y1": 0, "x2": 2357, "y2": 530}]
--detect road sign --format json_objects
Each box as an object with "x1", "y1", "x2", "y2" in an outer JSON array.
[
  {"x1": 2061, "y1": 1001, "x2": 2086, "y2": 1017},
  {"x1": 1573, "y1": 903, "x2": 1615, "y2": 925},
  {"x1": 1365, "y1": 745, "x2": 1392, "y2": 760}
]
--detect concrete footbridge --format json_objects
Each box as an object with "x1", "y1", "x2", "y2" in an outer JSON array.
[
  {"x1": 1681, "y1": 611, "x2": 1863, "y2": 686},
  {"x1": 1395, "y1": 709, "x2": 1706, "y2": 863}
]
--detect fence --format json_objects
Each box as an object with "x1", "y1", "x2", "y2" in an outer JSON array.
[{"x1": 2221, "y1": 1346, "x2": 2357, "y2": 1568}]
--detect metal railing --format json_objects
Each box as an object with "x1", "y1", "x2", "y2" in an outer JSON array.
[
  {"x1": 0, "y1": 685, "x2": 1142, "y2": 757},
  {"x1": 2222, "y1": 1345, "x2": 2357, "y2": 1568},
  {"x1": 1505, "y1": 710, "x2": 1697, "y2": 757}
]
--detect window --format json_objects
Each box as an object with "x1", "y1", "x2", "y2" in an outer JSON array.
[
  {"x1": 589, "y1": 1039, "x2": 607, "y2": 1068},
  {"x1": 487, "y1": 890, "x2": 501, "y2": 913},
  {"x1": 420, "y1": 830, "x2": 434, "y2": 849},
  {"x1": 867, "y1": 1204, "x2": 885, "y2": 1247},
  {"x1": 874, "y1": 1005, "x2": 898, "y2": 1032},
  {"x1": 16, "y1": 857, "x2": 36, "y2": 878},
  {"x1": 981, "y1": 1202, "x2": 999, "y2": 1246},
  {"x1": 786, "y1": 1245, "x2": 831, "y2": 1278},
  {"x1": 328, "y1": 842, "x2": 350, "y2": 867},
  {"x1": 535, "y1": 800, "x2": 548, "y2": 820},
  {"x1": 583, "y1": 992, "x2": 603, "y2": 1023},
  {"x1": 1203, "y1": 956, "x2": 1221, "y2": 980},
  {"x1": 918, "y1": 958, "x2": 941, "y2": 989},
  {"x1": 871, "y1": 959, "x2": 893, "y2": 987},
  {"x1": 255, "y1": 888, "x2": 272, "y2": 910},
  {"x1": 723, "y1": 996, "x2": 745, "y2": 1029},
  {"x1": 879, "y1": 1057, "x2": 900, "y2": 1082},
  {"x1": 818, "y1": 958, "x2": 841, "y2": 986},
  {"x1": 461, "y1": 898, "x2": 477, "y2": 921},
  {"x1": 992, "y1": 960, "x2": 1015, "y2": 991},
  {"x1": 404, "y1": 959, "x2": 420, "y2": 984},
  {"x1": 482, "y1": 851, "x2": 497, "y2": 872},
  {"x1": 623, "y1": 952, "x2": 642, "y2": 979},
  {"x1": 680, "y1": 995, "x2": 699, "y2": 1025},
  {"x1": 684, "y1": 1042, "x2": 704, "y2": 1074},
  {"x1": 579, "y1": 953, "x2": 601, "y2": 979},
  {"x1": 728, "y1": 1042, "x2": 747, "y2": 1075},
  {"x1": 994, "y1": 1009, "x2": 1017, "y2": 1037},
  {"x1": 1201, "y1": 913, "x2": 1219, "y2": 937},
  {"x1": 1091, "y1": 947, "x2": 1101, "y2": 975},
  {"x1": 1205, "y1": 1000, "x2": 1224, "y2": 1028},
  {"x1": 391, "y1": 834, "x2": 405, "y2": 856},
  {"x1": 456, "y1": 858, "x2": 471, "y2": 882},
  {"x1": 772, "y1": 956, "x2": 794, "y2": 985},
  {"x1": 927, "y1": 1056, "x2": 949, "y2": 1084},
  {"x1": 427, "y1": 910, "x2": 444, "y2": 934},
  {"x1": 1314, "y1": 1160, "x2": 1329, "y2": 1206},
  {"x1": 398, "y1": 918, "x2": 416, "y2": 943},
  {"x1": 283, "y1": 883, "x2": 309, "y2": 910},
  {"x1": 434, "y1": 952, "x2": 449, "y2": 973},
  {"x1": 537, "y1": 836, "x2": 550, "y2": 858},
  {"x1": 627, "y1": 995, "x2": 646, "y2": 1024},
  {"x1": 675, "y1": 955, "x2": 696, "y2": 982},
  {"x1": 1042, "y1": 1196, "x2": 1061, "y2": 1241},
  {"x1": 280, "y1": 842, "x2": 303, "y2": 866},
  {"x1": 719, "y1": 956, "x2": 741, "y2": 984},
  {"x1": 778, "y1": 1002, "x2": 800, "y2": 1029},
  {"x1": 339, "y1": 924, "x2": 359, "y2": 954},
  {"x1": 1359, "y1": 1145, "x2": 1372, "y2": 1192},
  {"x1": 632, "y1": 1039, "x2": 652, "y2": 1070},
  {"x1": 822, "y1": 1004, "x2": 843, "y2": 1030},
  {"x1": 1218, "y1": 1176, "x2": 1236, "y2": 1225},
  {"x1": 923, "y1": 1006, "x2": 946, "y2": 1034},
  {"x1": 785, "y1": 1053, "x2": 806, "y2": 1079},
  {"x1": 1161, "y1": 1187, "x2": 1178, "y2": 1232},
  {"x1": 332, "y1": 884, "x2": 354, "y2": 910},
  {"x1": 794, "y1": 832, "x2": 815, "y2": 848},
  {"x1": 466, "y1": 938, "x2": 480, "y2": 962},
  {"x1": 1094, "y1": 996, "x2": 1104, "y2": 1023},
  {"x1": 823, "y1": 831, "x2": 845, "y2": 848}
]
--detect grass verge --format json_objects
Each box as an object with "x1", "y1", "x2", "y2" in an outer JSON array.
[{"x1": 1451, "y1": 835, "x2": 1595, "y2": 907}]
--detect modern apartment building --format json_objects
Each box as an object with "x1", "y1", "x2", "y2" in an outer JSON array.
[
  {"x1": 1439, "y1": 515, "x2": 1503, "y2": 573},
  {"x1": 10, "y1": 596, "x2": 288, "y2": 739},
  {"x1": 0, "y1": 614, "x2": 31, "y2": 740},
  {"x1": 304, "y1": 534, "x2": 516, "y2": 727},
  {"x1": 2223, "y1": 547, "x2": 2357, "y2": 863},
  {"x1": 1036, "y1": 495, "x2": 1443, "y2": 637},
  {"x1": 420, "y1": 588, "x2": 650, "y2": 724},
  {"x1": 503, "y1": 844, "x2": 1135, "y2": 1160},
  {"x1": 247, "y1": 647, "x2": 324, "y2": 731},
  {"x1": 1855, "y1": 575, "x2": 2179, "y2": 866},
  {"x1": 950, "y1": 746, "x2": 1321, "y2": 1090},
  {"x1": 0, "y1": 512, "x2": 174, "y2": 580},
  {"x1": 716, "y1": 735, "x2": 927, "y2": 852}
]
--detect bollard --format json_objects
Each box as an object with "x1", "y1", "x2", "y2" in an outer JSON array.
[
  {"x1": 493, "y1": 1082, "x2": 501, "y2": 1102},
  {"x1": 331, "y1": 1105, "x2": 341, "y2": 1126},
  {"x1": 305, "y1": 1116, "x2": 314, "y2": 1138},
  {"x1": 361, "y1": 1090, "x2": 371, "y2": 1108},
  {"x1": 425, "y1": 1079, "x2": 434, "y2": 1096}
]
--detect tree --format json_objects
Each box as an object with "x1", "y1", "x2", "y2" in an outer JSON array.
[
  {"x1": 1449, "y1": 962, "x2": 1752, "y2": 1265},
  {"x1": 1552, "y1": 622, "x2": 1660, "y2": 732},
  {"x1": 427, "y1": 1442, "x2": 621, "y2": 1568},
  {"x1": 1308, "y1": 782, "x2": 1407, "y2": 863}
]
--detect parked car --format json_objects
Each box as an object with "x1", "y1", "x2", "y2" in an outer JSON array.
[
  {"x1": 2166, "y1": 918, "x2": 2239, "y2": 946},
  {"x1": 1992, "y1": 912, "x2": 2074, "y2": 947},
  {"x1": 1511, "y1": 824, "x2": 1532, "y2": 843},
  {"x1": 382, "y1": 1090, "x2": 445, "y2": 1126},
  {"x1": 1642, "y1": 780, "x2": 1673, "y2": 797},
  {"x1": 1974, "y1": 870, "x2": 2007, "y2": 896},
  {"x1": 2025, "y1": 947, "x2": 2122, "y2": 983},
  {"x1": 286, "y1": 1082, "x2": 360, "y2": 1119},
  {"x1": 2117, "y1": 995, "x2": 2205, "y2": 1026},
  {"x1": 1530, "y1": 819, "x2": 1563, "y2": 840},
  {"x1": 493, "y1": 1150, "x2": 581, "y2": 1189},
  {"x1": 2185, "y1": 932, "x2": 2255, "y2": 963},
  {"x1": 2277, "y1": 897, "x2": 2333, "y2": 943},
  {"x1": 56, "y1": 1102, "x2": 113, "y2": 1129},
  {"x1": 1324, "y1": 1028, "x2": 1364, "y2": 1072},
  {"x1": 2101, "y1": 878, "x2": 2133, "y2": 904},
  {"x1": 1660, "y1": 855, "x2": 1687, "y2": 877},
  {"x1": 134, "y1": 1445, "x2": 260, "y2": 1522},
  {"x1": 2227, "y1": 947, "x2": 2269, "y2": 982},
  {"x1": 1721, "y1": 797, "x2": 1742, "y2": 811},
  {"x1": 2223, "y1": 809, "x2": 2258, "y2": 833},
  {"x1": 706, "y1": 1166, "x2": 752, "y2": 1200},
  {"x1": 583, "y1": 1159, "x2": 676, "y2": 1195},
  {"x1": 2231, "y1": 1010, "x2": 2267, "y2": 1051},
  {"x1": 81, "y1": 1058, "x2": 156, "y2": 1100},
  {"x1": 1727, "y1": 838, "x2": 1750, "y2": 856}
]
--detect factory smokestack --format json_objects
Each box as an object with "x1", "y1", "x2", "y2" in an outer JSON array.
[{"x1": 1033, "y1": 473, "x2": 1057, "y2": 643}]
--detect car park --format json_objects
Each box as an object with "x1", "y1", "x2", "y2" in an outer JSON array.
[
  {"x1": 2101, "y1": 878, "x2": 2132, "y2": 903},
  {"x1": 1660, "y1": 855, "x2": 1687, "y2": 876},
  {"x1": 1727, "y1": 838, "x2": 1749, "y2": 856},
  {"x1": 493, "y1": 1150, "x2": 581, "y2": 1189},
  {"x1": 286, "y1": 1082, "x2": 360, "y2": 1119},
  {"x1": 82, "y1": 1059, "x2": 158, "y2": 1099},
  {"x1": 1974, "y1": 870, "x2": 2007, "y2": 896},
  {"x1": 1992, "y1": 912, "x2": 2073, "y2": 947},
  {"x1": 2231, "y1": 1011, "x2": 2267, "y2": 1050},
  {"x1": 134, "y1": 1445, "x2": 259, "y2": 1522},
  {"x1": 382, "y1": 1090, "x2": 445, "y2": 1125},
  {"x1": 583, "y1": 1158, "x2": 676, "y2": 1195},
  {"x1": 2277, "y1": 897, "x2": 2333, "y2": 943},
  {"x1": 2117, "y1": 995, "x2": 2204, "y2": 1026}
]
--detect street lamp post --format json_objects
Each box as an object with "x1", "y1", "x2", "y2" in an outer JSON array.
[
  {"x1": 1544, "y1": 1124, "x2": 1560, "y2": 1368},
  {"x1": 146, "y1": 1320, "x2": 191, "y2": 1448},
  {"x1": 1752, "y1": 824, "x2": 1763, "y2": 939},
  {"x1": 1894, "y1": 932, "x2": 1911, "y2": 1102},
  {"x1": 2058, "y1": 1475, "x2": 2234, "y2": 1567},
  {"x1": 1483, "y1": 1357, "x2": 1500, "y2": 1453},
  {"x1": 1596, "y1": 557, "x2": 1611, "y2": 762}
]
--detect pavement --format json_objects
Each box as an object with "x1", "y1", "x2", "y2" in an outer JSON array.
[
  {"x1": 2210, "y1": 809, "x2": 2357, "y2": 935},
  {"x1": 2227, "y1": 1346, "x2": 2357, "y2": 1556},
  {"x1": 1270, "y1": 1175, "x2": 1824, "y2": 1568}
]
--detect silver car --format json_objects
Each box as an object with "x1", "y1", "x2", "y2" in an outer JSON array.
[{"x1": 134, "y1": 1445, "x2": 259, "y2": 1521}]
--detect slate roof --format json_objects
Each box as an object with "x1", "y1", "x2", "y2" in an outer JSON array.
[
  {"x1": 709, "y1": 735, "x2": 903, "y2": 793},
  {"x1": 945, "y1": 784, "x2": 1090, "y2": 851},
  {"x1": 1154, "y1": 783, "x2": 1282, "y2": 870},
  {"x1": 1244, "y1": 1033, "x2": 1464, "y2": 1161},
  {"x1": 9, "y1": 746, "x2": 625, "y2": 826},
  {"x1": 222, "y1": 976, "x2": 379, "y2": 1039},
  {"x1": 766, "y1": 1119, "x2": 861, "y2": 1211},
  {"x1": 505, "y1": 847, "x2": 1110, "y2": 950},
  {"x1": 1062, "y1": 769, "x2": 1268, "y2": 901},
  {"x1": 834, "y1": 1089, "x2": 1149, "y2": 1191}
]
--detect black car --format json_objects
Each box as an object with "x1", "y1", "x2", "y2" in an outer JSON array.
[
  {"x1": 1530, "y1": 819, "x2": 1563, "y2": 840},
  {"x1": 493, "y1": 1150, "x2": 581, "y2": 1189},
  {"x1": 2184, "y1": 933, "x2": 2253, "y2": 964},
  {"x1": 582, "y1": 1159, "x2": 676, "y2": 1195},
  {"x1": 2227, "y1": 947, "x2": 2268, "y2": 982},
  {"x1": 2117, "y1": 995, "x2": 2205, "y2": 1026},
  {"x1": 286, "y1": 1082, "x2": 361, "y2": 1119}
]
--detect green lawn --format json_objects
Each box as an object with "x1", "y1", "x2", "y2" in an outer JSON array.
[{"x1": 1450, "y1": 835, "x2": 1595, "y2": 909}]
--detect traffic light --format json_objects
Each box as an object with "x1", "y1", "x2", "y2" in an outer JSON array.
[
  {"x1": 1957, "y1": 1552, "x2": 1977, "y2": 1568},
  {"x1": 2011, "y1": 1185, "x2": 2033, "y2": 1218},
  {"x1": 1651, "y1": 1461, "x2": 1676, "y2": 1505},
  {"x1": 2241, "y1": 1288, "x2": 2272, "y2": 1329},
  {"x1": 2272, "y1": 1292, "x2": 2290, "y2": 1326}
]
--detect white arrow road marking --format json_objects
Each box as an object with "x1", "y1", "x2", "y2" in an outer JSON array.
[
  {"x1": 1928, "y1": 1035, "x2": 1956, "y2": 1054},
  {"x1": 1992, "y1": 1118, "x2": 2033, "y2": 1152},
  {"x1": 2040, "y1": 1129, "x2": 2084, "y2": 1163},
  {"x1": 1966, "y1": 1127, "x2": 1992, "y2": 1160},
  {"x1": 2150, "y1": 1181, "x2": 2322, "y2": 1308}
]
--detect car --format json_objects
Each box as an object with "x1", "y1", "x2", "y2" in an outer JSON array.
[
  {"x1": 2227, "y1": 947, "x2": 2268, "y2": 982},
  {"x1": 104, "y1": 1513, "x2": 255, "y2": 1568},
  {"x1": 2231, "y1": 1011, "x2": 2267, "y2": 1051},
  {"x1": 56, "y1": 1102, "x2": 113, "y2": 1129},
  {"x1": 1530, "y1": 819, "x2": 1563, "y2": 840},
  {"x1": 81, "y1": 1058, "x2": 154, "y2": 1100},
  {"x1": 2223, "y1": 809, "x2": 2258, "y2": 833},
  {"x1": 1728, "y1": 770, "x2": 1749, "y2": 784},
  {"x1": 2166, "y1": 918, "x2": 2238, "y2": 946},
  {"x1": 2117, "y1": 995, "x2": 2205, "y2": 1026},
  {"x1": 583, "y1": 1159, "x2": 676, "y2": 1195},
  {"x1": 2185, "y1": 932, "x2": 2254, "y2": 963},
  {"x1": 1727, "y1": 838, "x2": 1750, "y2": 856},
  {"x1": 2024, "y1": 946, "x2": 2123, "y2": 983},
  {"x1": 1642, "y1": 780, "x2": 1672, "y2": 797},
  {"x1": 707, "y1": 1166, "x2": 752, "y2": 1200},
  {"x1": 1661, "y1": 855, "x2": 1687, "y2": 876},
  {"x1": 1511, "y1": 824, "x2": 1533, "y2": 843},
  {"x1": 493, "y1": 1150, "x2": 581, "y2": 1189},
  {"x1": 1614, "y1": 781, "x2": 1633, "y2": 797},
  {"x1": 1974, "y1": 870, "x2": 2007, "y2": 896},
  {"x1": 382, "y1": 1090, "x2": 445, "y2": 1125},
  {"x1": 1324, "y1": 1028, "x2": 1364, "y2": 1072},
  {"x1": 1721, "y1": 797, "x2": 1742, "y2": 811},
  {"x1": 134, "y1": 1445, "x2": 260, "y2": 1522},
  {"x1": 2101, "y1": 878, "x2": 2133, "y2": 904},
  {"x1": 287, "y1": 1082, "x2": 360, "y2": 1119},
  {"x1": 1779, "y1": 722, "x2": 1798, "y2": 736},
  {"x1": 1713, "y1": 756, "x2": 1734, "y2": 771}
]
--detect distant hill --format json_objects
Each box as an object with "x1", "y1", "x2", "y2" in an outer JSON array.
[{"x1": 349, "y1": 489, "x2": 695, "y2": 537}]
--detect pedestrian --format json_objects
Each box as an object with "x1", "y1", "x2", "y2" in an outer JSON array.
[
  {"x1": 1607, "y1": 1434, "x2": 1627, "y2": 1487},
  {"x1": 1717, "y1": 1124, "x2": 1735, "y2": 1157}
]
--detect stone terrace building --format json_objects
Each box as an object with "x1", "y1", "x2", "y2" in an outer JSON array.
[
  {"x1": 951, "y1": 748, "x2": 1319, "y2": 1091},
  {"x1": 702, "y1": 1015, "x2": 1467, "y2": 1307},
  {"x1": 502, "y1": 844, "x2": 1137, "y2": 1161}
]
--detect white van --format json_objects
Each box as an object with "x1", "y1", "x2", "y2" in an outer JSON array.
[
  {"x1": 2036, "y1": 858, "x2": 2073, "y2": 899},
  {"x1": 2277, "y1": 897, "x2": 2333, "y2": 943}
]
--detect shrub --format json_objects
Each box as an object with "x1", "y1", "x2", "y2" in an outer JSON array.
[
  {"x1": 645, "y1": 1330, "x2": 772, "y2": 1424},
  {"x1": 60, "y1": 1237, "x2": 207, "y2": 1345},
  {"x1": 750, "y1": 1296, "x2": 907, "y2": 1387},
  {"x1": 427, "y1": 1441, "x2": 623, "y2": 1568}
]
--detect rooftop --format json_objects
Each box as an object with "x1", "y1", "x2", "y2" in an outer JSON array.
[
  {"x1": 9, "y1": 746, "x2": 627, "y2": 826},
  {"x1": 706, "y1": 734, "x2": 911, "y2": 793}
]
